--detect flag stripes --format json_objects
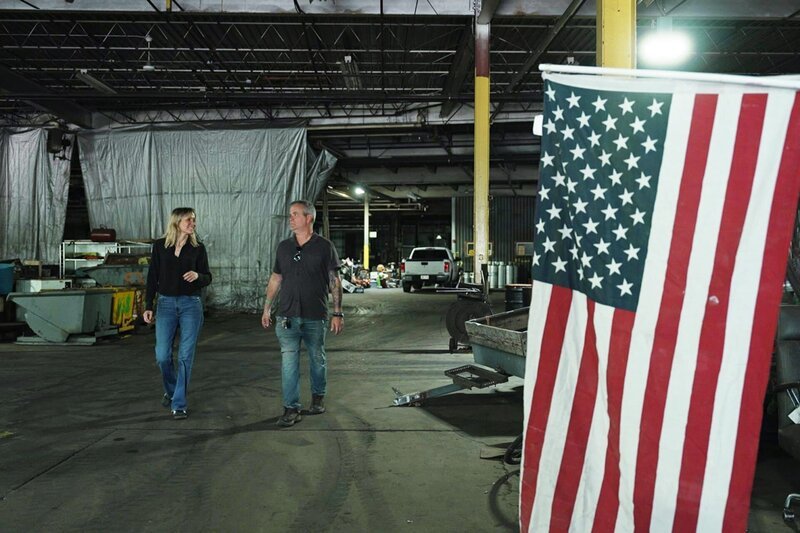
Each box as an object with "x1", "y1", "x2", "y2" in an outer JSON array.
[
  {"x1": 672, "y1": 93, "x2": 767, "y2": 532},
  {"x1": 721, "y1": 91, "x2": 800, "y2": 531}
]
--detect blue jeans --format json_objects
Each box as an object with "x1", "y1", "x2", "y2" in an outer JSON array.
[
  {"x1": 154, "y1": 295, "x2": 204, "y2": 411},
  {"x1": 275, "y1": 316, "x2": 328, "y2": 410}
]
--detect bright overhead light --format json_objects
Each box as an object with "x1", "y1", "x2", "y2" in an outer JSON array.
[
  {"x1": 76, "y1": 69, "x2": 117, "y2": 95},
  {"x1": 354, "y1": 186, "x2": 365, "y2": 195},
  {"x1": 639, "y1": 18, "x2": 692, "y2": 68}
]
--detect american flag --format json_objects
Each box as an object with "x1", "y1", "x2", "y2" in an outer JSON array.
[{"x1": 521, "y1": 70, "x2": 800, "y2": 533}]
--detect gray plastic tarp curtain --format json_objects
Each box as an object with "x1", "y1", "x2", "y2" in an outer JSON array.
[
  {"x1": 78, "y1": 125, "x2": 335, "y2": 309},
  {"x1": 0, "y1": 128, "x2": 73, "y2": 264}
]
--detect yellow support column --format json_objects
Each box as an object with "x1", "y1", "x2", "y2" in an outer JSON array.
[
  {"x1": 474, "y1": 22, "x2": 490, "y2": 283},
  {"x1": 363, "y1": 193, "x2": 370, "y2": 270},
  {"x1": 597, "y1": 0, "x2": 636, "y2": 68}
]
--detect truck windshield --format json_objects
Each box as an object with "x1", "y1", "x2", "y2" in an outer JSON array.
[{"x1": 410, "y1": 249, "x2": 449, "y2": 261}]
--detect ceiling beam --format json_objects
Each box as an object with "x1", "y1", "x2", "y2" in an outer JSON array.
[
  {"x1": 491, "y1": 0, "x2": 586, "y2": 121},
  {"x1": 439, "y1": 25, "x2": 473, "y2": 118},
  {"x1": 0, "y1": 65, "x2": 93, "y2": 128},
  {"x1": 477, "y1": 0, "x2": 502, "y2": 24}
]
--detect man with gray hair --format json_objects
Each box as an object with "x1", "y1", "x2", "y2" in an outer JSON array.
[{"x1": 261, "y1": 200, "x2": 344, "y2": 427}]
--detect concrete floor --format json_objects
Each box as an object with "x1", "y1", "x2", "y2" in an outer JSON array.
[{"x1": 0, "y1": 288, "x2": 796, "y2": 532}]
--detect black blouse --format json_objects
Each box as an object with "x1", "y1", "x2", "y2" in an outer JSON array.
[{"x1": 145, "y1": 237, "x2": 212, "y2": 310}]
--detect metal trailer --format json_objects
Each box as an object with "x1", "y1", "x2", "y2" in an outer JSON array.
[{"x1": 392, "y1": 307, "x2": 528, "y2": 406}]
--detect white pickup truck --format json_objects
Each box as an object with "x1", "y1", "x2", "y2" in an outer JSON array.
[{"x1": 401, "y1": 247, "x2": 459, "y2": 292}]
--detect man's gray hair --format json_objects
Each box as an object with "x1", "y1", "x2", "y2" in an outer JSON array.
[{"x1": 290, "y1": 200, "x2": 316, "y2": 223}]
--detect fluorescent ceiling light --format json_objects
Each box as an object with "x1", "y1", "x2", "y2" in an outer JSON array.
[
  {"x1": 76, "y1": 69, "x2": 117, "y2": 95},
  {"x1": 354, "y1": 186, "x2": 366, "y2": 195},
  {"x1": 639, "y1": 18, "x2": 692, "y2": 68},
  {"x1": 340, "y1": 55, "x2": 362, "y2": 90}
]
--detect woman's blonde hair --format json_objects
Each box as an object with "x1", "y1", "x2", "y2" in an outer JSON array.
[{"x1": 163, "y1": 207, "x2": 199, "y2": 248}]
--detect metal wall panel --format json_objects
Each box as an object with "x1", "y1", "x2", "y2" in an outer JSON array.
[{"x1": 454, "y1": 196, "x2": 536, "y2": 281}]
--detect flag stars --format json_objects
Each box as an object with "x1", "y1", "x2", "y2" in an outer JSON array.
[
  {"x1": 624, "y1": 153, "x2": 640, "y2": 170},
  {"x1": 608, "y1": 170, "x2": 623, "y2": 186},
  {"x1": 579, "y1": 163, "x2": 597, "y2": 180},
  {"x1": 592, "y1": 95, "x2": 608, "y2": 112},
  {"x1": 546, "y1": 204, "x2": 562, "y2": 220},
  {"x1": 624, "y1": 244, "x2": 640, "y2": 261},
  {"x1": 602, "y1": 115, "x2": 618, "y2": 132},
  {"x1": 577, "y1": 112, "x2": 591, "y2": 128},
  {"x1": 542, "y1": 237, "x2": 556, "y2": 253},
  {"x1": 538, "y1": 185, "x2": 550, "y2": 200},
  {"x1": 541, "y1": 153, "x2": 554, "y2": 167},
  {"x1": 566, "y1": 92, "x2": 582, "y2": 108},
  {"x1": 532, "y1": 252, "x2": 540, "y2": 266},
  {"x1": 630, "y1": 208, "x2": 646, "y2": 225},
  {"x1": 552, "y1": 257, "x2": 568, "y2": 273},
  {"x1": 642, "y1": 136, "x2": 658, "y2": 153},
  {"x1": 606, "y1": 258, "x2": 622, "y2": 275},
  {"x1": 573, "y1": 198, "x2": 589, "y2": 214},
  {"x1": 591, "y1": 184, "x2": 608, "y2": 200},
  {"x1": 588, "y1": 130, "x2": 601, "y2": 147},
  {"x1": 594, "y1": 238, "x2": 611, "y2": 255},
  {"x1": 535, "y1": 220, "x2": 545, "y2": 233},
  {"x1": 581, "y1": 251, "x2": 593, "y2": 267},
  {"x1": 553, "y1": 171, "x2": 566, "y2": 187},
  {"x1": 598, "y1": 150, "x2": 612, "y2": 167},
  {"x1": 588, "y1": 272, "x2": 604, "y2": 289},
  {"x1": 553, "y1": 106, "x2": 565, "y2": 121},
  {"x1": 636, "y1": 173, "x2": 652, "y2": 189},
  {"x1": 648, "y1": 98, "x2": 664, "y2": 117},
  {"x1": 566, "y1": 178, "x2": 577, "y2": 193},
  {"x1": 569, "y1": 245, "x2": 579, "y2": 260},
  {"x1": 562, "y1": 125, "x2": 575, "y2": 140},
  {"x1": 612, "y1": 224, "x2": 629, "y2": 241},
  {"x1": 570, "y1": 144, "x2": 586, "y2": 160},
  {"x1": 582, "y1": 217, "x2": 599, "y2": 234},
  {"x1": 630, "y1": 116, "x2": 646, "y2": 134},
  {"x1": 619, "y1": 188, "x2": 634, "y2": 206},
  {"x1": 544, "y1": 119, "x2": 556, "y2": 134},
  {"x1": 618, "y1": 97, "x2": 635, "y2": 115},
  {"x1": 617, "y1": 278, "x2": 634, "y2": 296},
  {"x1": 557, "y1": 225, "x2": 573, "y2": 240},
  {"x1": 601, "y1": 204, "x2": 618, "y2": 220},
  {"x1": 545, "y1": 86, "x2": 556, "y2": 101},
  {"x1": 613, "y1": 134, "x2": 629, "y2": 151}
]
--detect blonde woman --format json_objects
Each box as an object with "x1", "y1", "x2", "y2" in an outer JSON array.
[{"x1": 143, "y1": 207, "x2": 212, "y2": 420}]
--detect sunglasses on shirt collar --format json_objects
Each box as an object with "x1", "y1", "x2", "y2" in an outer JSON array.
[{"x1": 293, "y1": 246, "x2": 302, "y2": 262}]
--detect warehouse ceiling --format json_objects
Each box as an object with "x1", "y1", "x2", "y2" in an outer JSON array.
[{"x1": 1, "y1": 0, "x2": 799, "y2": 202}]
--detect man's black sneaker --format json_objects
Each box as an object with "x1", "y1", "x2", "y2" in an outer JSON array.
[
  {"x1": 161, "y1": 394, "x2": 171, "y2": 408},
  {"x1": 172, "y1": 409, "x2": 188, "y2": 420},
  {"x1": 277, "y1": 408, "x2": 302, "y2": 427},
  {"x1": 309, "y1": 395, "x2": 326, "y2": 415}
]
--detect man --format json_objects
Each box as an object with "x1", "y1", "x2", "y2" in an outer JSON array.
[{"x1": 261, "y1": 200, "x2": 344, "y2": 427}]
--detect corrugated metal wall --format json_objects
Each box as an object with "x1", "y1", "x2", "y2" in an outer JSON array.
[{"x1": 454, "y1": 196, "x2": 536, "y2": 281}]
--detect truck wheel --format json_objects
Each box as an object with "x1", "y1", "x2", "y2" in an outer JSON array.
[{"x1": 402, "y1": 282, "x2": 411, "y2": 293}]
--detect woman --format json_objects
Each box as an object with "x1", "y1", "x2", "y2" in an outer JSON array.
[{"x1": 143, "y1": 207, "x2": 212, "y2": 420}]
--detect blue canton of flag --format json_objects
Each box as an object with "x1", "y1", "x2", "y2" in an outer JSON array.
[{"x1": 533, "y1": 81, "x2": 671, "y2": 311}]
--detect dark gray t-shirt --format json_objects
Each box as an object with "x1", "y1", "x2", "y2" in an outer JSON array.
[{"x1": 273, "y1": 233, "x2": 341, "y2": 319}]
